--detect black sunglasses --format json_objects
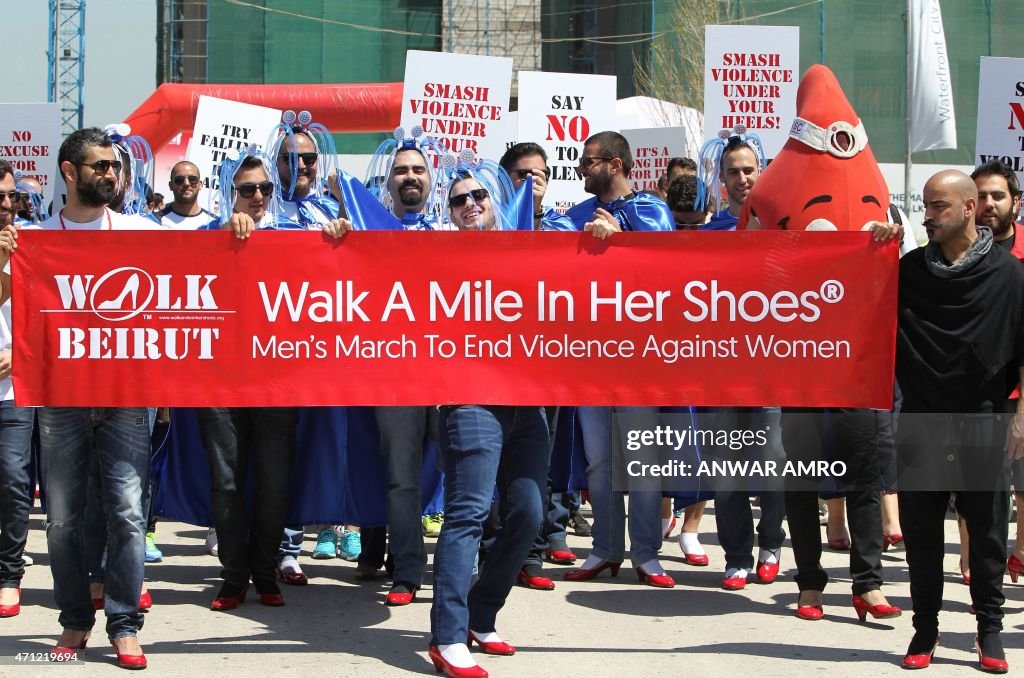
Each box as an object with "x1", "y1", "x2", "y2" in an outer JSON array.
[
  {"x1": 77, "y1": 159, "x2": 123, "y2": 174},
  {"x1": 279, "y1": 152, "x2": 318, "y2": 166},
  {"x1": 235, "y1": 181, "x2": 274, "y2": 198},
  {"x1": 513, "y1": 168, "x2": 551, "y2": 180},
  {"x1": 449, "y1": 188, "x2": 489, "y2": 209},
  {"x1": 0, "y1": 191, "x2": 23, "y2": 203},
  {"x1": 172, "y1": 174, "x2": 200, "y2": 186},
  {"x1": 577, "y1": 155, "x2": 614, "y2": 170}
]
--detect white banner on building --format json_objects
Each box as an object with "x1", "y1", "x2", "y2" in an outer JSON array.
[
  {"x1": 703, "y1": 25, "x2": 799, "y2": 159},
  {"x1": 0, "y1": 103, "x2": 61, "y2": 202},
  {"x1": 909, "y1": 0, "x2": 957, "y2": 152},
  {"x1": 187, "y1": 96, "x2": 282, "y2": 191},
  {"x1": 620, "y1": 127, "x2": 688, "y2": 194},
  {"x1": 517, "y1": 71, "x2": 618, "y2": 211},
  {"x1": 401, "y1": 50, "x2": 513, "y2": 161},
  {"x1": 976, "y1": 57, "x2": 1024, "y2": 187}
]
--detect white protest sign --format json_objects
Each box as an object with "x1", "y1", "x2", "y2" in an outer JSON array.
[
  {"x1": 620, "y1": 127, "x2": 688, "y2": 194},
  {"x1": 401, "y1": 50, "x2": 513, "y2": 161},
  {"x1": 186, "y1": 96, "x2": 282, "y2": 191},
  {"x1": 703, "y1": 25, "x2": 799, "y2": 159},
  {"x1": 976, "y1": 57, "x2": 1024, "y2": 187},
  {"x1": 517, "y1": 71, "x2": 618, "y2": 211},
  {"x1": 0, "y1": 103, "x2": 60, "y2": 202}
]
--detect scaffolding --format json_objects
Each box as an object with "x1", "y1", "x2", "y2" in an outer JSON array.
[
  {"x1": 157, "y1": 0, "x2": 208, "y2": 84},
  {"x1": 47, "y1": 0, "x2": 86, "y2": 135}
]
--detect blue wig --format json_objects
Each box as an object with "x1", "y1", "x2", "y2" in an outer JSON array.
[
  {"x1": 441, "y1": 148, "x2": 518, "y2": 231},
  {"x1": 365, "y1": 125, "x2": 449, "y2": 222},
  {"x1": 265, "y1": 110, "x2": 338, "y2": 202},
  {"x1": 696, "y1": 124, "x2": 766, "y2": 213},
  {"x1": 217, "y1": 145, "x2": 285, "y2": 227},
  {"x1": 104, "y1": 123, "x2": 154, "y2": 216}
]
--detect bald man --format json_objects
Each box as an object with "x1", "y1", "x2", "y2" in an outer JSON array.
[
  {"x1": 892, "y1": 169, "x2": 1024, "y2": 671},
  {"x1": 160, "y1": 161, "x2": 214, "y2": 229}
]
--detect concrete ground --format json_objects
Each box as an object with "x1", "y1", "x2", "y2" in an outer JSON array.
[{"x1": 2, "y1": 504, "x2": 1022, "y2": 677}]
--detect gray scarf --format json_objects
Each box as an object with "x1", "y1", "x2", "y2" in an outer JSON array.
[{"x1": 924, "y1": 226, "x2": 993, "y2": 278}]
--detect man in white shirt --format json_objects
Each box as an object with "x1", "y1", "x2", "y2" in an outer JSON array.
[
  {"x1": 158, "y1": 161, "x2": 214, "y2": 230},
  {"x1": 0, "y1": 128, "x2": 153, "y2": 668}
]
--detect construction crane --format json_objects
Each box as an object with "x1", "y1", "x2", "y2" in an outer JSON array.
[{"x1": 48, "y1": 0, "x2": 86, "y2": 135}]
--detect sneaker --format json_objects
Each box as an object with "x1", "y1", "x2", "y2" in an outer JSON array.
[
  {"x1": 206, "y1": 528, "x2": 219, "y2": 557},
  {"x1": 568, "y1": 511, "x2": 592, "y2": 537},
  {"x1": 312, "y1": 528, "x2": 338, "y2": 559},
  {"x1": 673, "y1": 508, "x2": 684, "y2": 520},
  {"x1": 22, "y1": 554, "x2": 33, "y2": 567},
  {"x1": 144, "y1": 532, "x2": 163, "y2": 562},
  {"x1": 422, "y1": 513, "x2": 444, "y2": 537},
  {"x1": 337, "y1": 529, "x2": 361, "y2": 561}
]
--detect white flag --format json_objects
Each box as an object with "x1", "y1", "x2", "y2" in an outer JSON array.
[{"x1": 909, "y1": 0, "x2": 957, "y2": 152}]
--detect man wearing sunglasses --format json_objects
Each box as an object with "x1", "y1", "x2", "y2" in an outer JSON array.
[
  {"x1": 499, "y1": 142, "x2": 573, "y2": 232},
  {"x1": 0, "y1": 127, "x2": 164, "y2": 669},
  {"x1": 276, "y1": 131, "x2": 340, "y2": 228},
  {"x1": 448, "y1": 178, "x2": 496, "y2": 231},
  {"x1": 159, "y1": 161, "x2": 214, "y2": 230}
]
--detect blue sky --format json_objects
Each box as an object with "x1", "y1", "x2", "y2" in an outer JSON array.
[{"x1": 2, "y1": 0, "x2": 156, "y2": 128}]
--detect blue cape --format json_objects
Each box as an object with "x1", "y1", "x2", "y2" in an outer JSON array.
[{"x1": 566, "y1": 193, "x2": 674, "y2": 232}]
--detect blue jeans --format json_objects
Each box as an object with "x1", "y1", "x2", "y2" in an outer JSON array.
[
  {"x1": 39, "y1": 408, "x2": 150, "y2": 639},
  {"x1": 0, "y1": 401, "x2": 35, "y2": 588},
  {"x1": 697, "y1": 407, "x2": 786, "y2": 570},
  {"x1": 577, "y1": 406, "x2": 663, "y2": 566},
  {"x1": 430, "y1": 406, "x2": 548, "y2": 646}
]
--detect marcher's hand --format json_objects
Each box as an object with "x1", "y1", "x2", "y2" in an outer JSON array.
[
  {"x1": 327, "y1": 170, "x2": 342, "y2": 203},
  {"x1": 1005, "y1": 412, "x2": 1024, "y2": 461},
  {"x1": 0, "y1": 224, "x2": 18, "y2": 267},
  {"x1": 222, "y1": 213, "x2": 255, "y2": 239},
  {"x1": 585, "y1": 207, "x2": 622, "y2": 240},
  {"x1": 864, "y1": 221, "x2": 903, "y2": 242},
  {"x1": 323, "y1": 217, "x2": 352, "y2": 239},
  {"x1": 0, "y1": 349, "x2": 11, "y2": 381},
  {"x1": 528, "y1": 169, "x2": 548, "y2": 211}
]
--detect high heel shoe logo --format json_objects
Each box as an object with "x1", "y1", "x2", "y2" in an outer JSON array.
[
  {"x1": 86, "y1": 267, "x2": 155, "y2": 322},
  {"x1": 96, "y1": 273, "x2": 140, "y2": 310}
]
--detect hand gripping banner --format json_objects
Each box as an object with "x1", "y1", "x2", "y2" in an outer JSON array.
[{"x1": 12, "y1": 231, "x2": 897, "y2": 408}]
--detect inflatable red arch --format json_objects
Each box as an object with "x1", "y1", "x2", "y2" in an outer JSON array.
[{"x1": 123, "y1": 83, "x2": 405, "y2": 153}]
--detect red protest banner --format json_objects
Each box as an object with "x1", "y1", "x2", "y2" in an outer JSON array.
[{"x1": 12, "y1": 230, "x2": 897, "y2": 408}]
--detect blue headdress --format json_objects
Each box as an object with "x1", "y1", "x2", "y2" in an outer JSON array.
[
  {"x1": 265, "y1": 110, "x2": 339, "y2": 201},
  {"x1": 104, "y1": 123, "x2": 154, "y2": 216},
  {"x1": 216, "y1": 144, "x2": 285, "y2": 227},
  {"x1": 696, "y1": 124, "x2": 766, "y2": 213},
  {"x1": 365, "y1": 125, "x2": 448, "y2": 221},
  {"x1": 441, "y1": 148, "x2": 518, "y2": 231},
  {"x1": 13, "y1": 170, "x2": 49, "y2": 223}
]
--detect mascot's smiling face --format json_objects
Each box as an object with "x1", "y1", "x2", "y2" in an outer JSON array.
[{"x1": 740, "y1": 64, "x2": 890, "y2": 231}]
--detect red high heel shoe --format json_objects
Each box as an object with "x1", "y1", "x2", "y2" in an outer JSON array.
[
  {"x1": 211, "y1": 584, "x2": 248, "y2": 611},
  {"x1": 53, "y1": 630, "x2": 91, "y2": 658},
  {"x1": 111, "y1": 640, "x2": 148, "y2": 670},
  {"x1": 635, "y1": 566, "x2": 675, "y2": 588},
  {"x1": 563, "y1": 560, "x2": 621, "y2": 582},
  {"x1": 543, "y1": 547, "x2": 577, "y2": 565},
  {"x1": 826, "y1": 537, "x2": 851, "y2": 551},
  {"x1": 902, "y1": 635, "x2": 939, "y2": 669},
  {"x1": 468, "y1": 630, "x2": 515, "y2": 656},
  {"x1": 882, "y1": 532, "x2": 903, "y2": 551},
  {"x1": 517, "y1": 569, "x2": 555, "y2": 591},
  {"x1": 385, "y1": 584, "x2": 418, "y2": 606},
  {"x1": 975, "y1": 636, "x2": 1009, "y2": 673},
  {"x1": 427, "y1": 645, "x2": 488, "y2": 678},
  {"x1": 258, "y1": 592, "x2": 285, "y2": 607},
  {"x1": 0, "y1": 587, "x2": 20, "y2": 618},
  {"x1": 795, "y1": 592, "x2": 823, "y2": 620},
  {"x1": 93, "y1": 597, "x2": 104, "y2": 611},
  {"x1": 852, "y1": 594, "x2": 902, "y2": 621},
  {"x1": 1007, "y1": 553, "x2": 1024, "y2": 583},
  {"x1": 138, "y1": 591, "x2": 153, "y2": 612}
]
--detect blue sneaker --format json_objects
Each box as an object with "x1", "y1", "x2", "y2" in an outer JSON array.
[
  {"x1": 312, "y1": 528, "x2": 337, "y2": 559},
  {"x1": 338, "y1": 529, "x2": 361, "y2": 561},
  {"x1": 144, "y1": 532, "x2": 163, "y2": 562}
]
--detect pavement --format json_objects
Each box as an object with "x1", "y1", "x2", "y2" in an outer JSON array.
[{"x1": 2, "y1": 504, "x2": 1022, "y2": 677}]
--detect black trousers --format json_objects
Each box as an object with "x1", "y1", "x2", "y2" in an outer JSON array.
[
  {"x1": 198, "y1": 407, "x2": 298, "y2": 588},
  {"x1": 901, "y1": 490, "x2": 1007, "y2": 635},
  {"x1": 781, "y1": 408, "x2": 884, "y2": 594}
]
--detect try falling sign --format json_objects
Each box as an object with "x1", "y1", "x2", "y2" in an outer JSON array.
[
  {"x1": 186, "y1": 96, "x2": 283, "y2": 191},
  {"x1": 400, "y1": 51, "x2": 513, "y2": 159},
  {"x1": 517, "y1": 71, "x2": 618, "y2": 211},
  {"x1": 703, "y1": 25, "x2": 799, "y2": 159}
]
